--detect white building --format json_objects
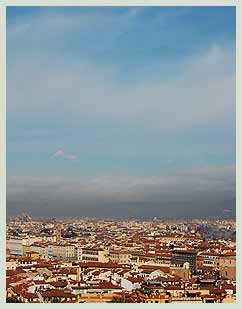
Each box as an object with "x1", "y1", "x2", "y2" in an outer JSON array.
[{"x1": 77, "y1": 247, "x2": 108, "y2": 262}]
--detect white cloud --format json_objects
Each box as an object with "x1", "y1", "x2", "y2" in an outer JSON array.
[
  {"x1": 65, "y1": 154, "x2": 77, "y2": 160},
  {"x1": 7, "y1": 44, "x2": 235, "y2": 133},
  {"x1": 52, "y1": 149, "x2": 65, "y2": 158},
  {"x1": 52, "y1": 149, "x2": 77, "y2": 160}
]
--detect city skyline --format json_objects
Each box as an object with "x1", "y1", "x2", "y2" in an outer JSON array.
[
  {"x1": 7, "y1": 6, "x2": 236, "y2": 219},
  {"x1": 6, "y1": 216, "x2": 236, "y2": 303}
]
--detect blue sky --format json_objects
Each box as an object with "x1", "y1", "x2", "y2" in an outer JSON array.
[
  {"x1": 7, "y1": 6, "x2": 236, "y2": 218},
  {"x1": 7, "y1": 7, "x2": 235, "y2": 79}
]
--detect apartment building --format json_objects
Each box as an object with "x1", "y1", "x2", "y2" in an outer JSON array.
[
  {"x1": 109, "y1": 251, "x2": 131, "y2": 264},
  {"x1": 196, "y1": 252, "x2": 220, "y2": 271},
  {"x1": 77, "y1": 247, "x2": 108, "y2": 263},
  {"x1": 48, "y1": 244, "x2": 76, "y2": 260},
  {"x1": 219, "y1": 253, "x2": 236, "y2": 281},
  {"x1": 7, "y1": 237, "x2": 43, "y2": 256},
  {"x1": 171, "y1": 250, "x2": 197, "y2": 273}
]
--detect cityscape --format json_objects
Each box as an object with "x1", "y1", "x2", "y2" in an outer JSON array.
[
  {"x1": 6, "y1": 214, "x2": 236, "y2": 303},
  {"x1": 7, "y1": 6, "x2": 236, "y2": 304}
]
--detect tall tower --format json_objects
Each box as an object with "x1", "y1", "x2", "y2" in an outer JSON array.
[{"x1": 56, "y1": 224, "x2": 62, "y2": 243}]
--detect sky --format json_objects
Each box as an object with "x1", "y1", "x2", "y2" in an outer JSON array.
[{"x1": 7, "y1": 6, "x2": 236, "y2": 219}]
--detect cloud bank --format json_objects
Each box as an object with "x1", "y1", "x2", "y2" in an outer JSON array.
[{"x1": 7, "y1": 165, "x2": 235, "y2": 219}]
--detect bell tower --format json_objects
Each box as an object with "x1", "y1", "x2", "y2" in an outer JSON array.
[{"x1": 56, "y1": 223, "x2": 62, "y2": 243}]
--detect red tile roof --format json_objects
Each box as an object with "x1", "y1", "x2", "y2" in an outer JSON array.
[{"x1": 41, "y1": 289, "x2": 76, "y2": 298}]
